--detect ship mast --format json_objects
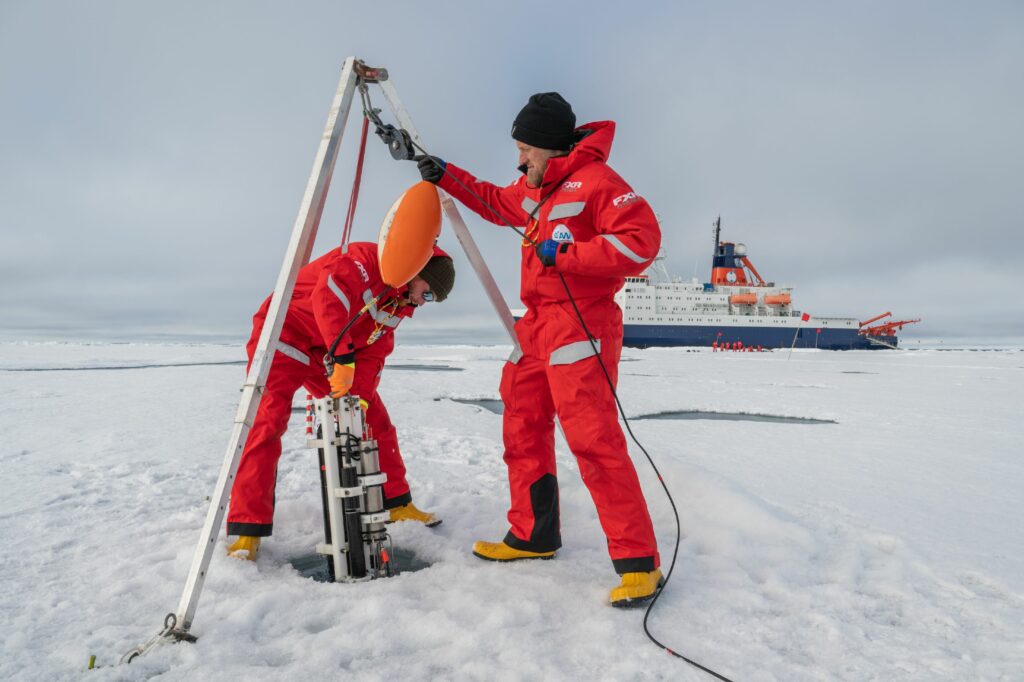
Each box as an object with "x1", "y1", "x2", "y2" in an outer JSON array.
[{"x1": 712, "y1": 212, "x2": 720, "y2": 258}]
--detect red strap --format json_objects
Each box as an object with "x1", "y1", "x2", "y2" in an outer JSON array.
[{"x1": 341, "y1": 116, "x2": 370, "y2": 248}]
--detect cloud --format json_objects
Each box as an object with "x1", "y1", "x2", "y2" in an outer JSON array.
[{"x1": 1, "y1": 1, "x2": 1021, "y2": 342}]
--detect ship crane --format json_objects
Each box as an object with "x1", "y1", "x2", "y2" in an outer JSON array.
[
  {"x1": 858, "y1": 311, "x2": 921, "y2": 337},
  {"x1": 739, "y1": 255, "x2": 766, "y2": 287}
]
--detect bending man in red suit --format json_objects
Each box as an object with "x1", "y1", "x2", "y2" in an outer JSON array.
[{"x1": 226, "y1": 241, "x2": 455, "y2": 560}]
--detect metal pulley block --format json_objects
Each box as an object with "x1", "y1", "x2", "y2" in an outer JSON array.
[
  {"x1": 357, "y1": 77, "x2": 416, "y2": 160},
  {"x1": 376, "y1": 124, "x2": 415, "y2": 160}
]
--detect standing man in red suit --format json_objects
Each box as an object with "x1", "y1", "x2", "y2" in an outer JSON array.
[
  {"x1": 226, "y1": 241, "x2": 455, "y2": 560},
  {"x1": 415, "y1": 93, "x2": 662, "y2": 606}
]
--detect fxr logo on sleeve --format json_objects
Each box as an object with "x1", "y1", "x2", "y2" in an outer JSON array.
[
  {"x1": 354, "y1": 260, "x2": 370, "y2": 283},
  {"x1": 612, "y1": 191, "x2": 639, "y2": 208}
]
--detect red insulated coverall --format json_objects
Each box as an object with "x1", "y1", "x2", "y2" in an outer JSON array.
[
  {"x1": 227, "y1": 241, "x2": 429, "y2": 537},
  {"x1": 438, "y1": 121, "x2": 661, "y2": 573}
]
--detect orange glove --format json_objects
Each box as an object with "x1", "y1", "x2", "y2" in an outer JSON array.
[{"x1": 329, "y1": 362, "x2": 355, "y2": 398}]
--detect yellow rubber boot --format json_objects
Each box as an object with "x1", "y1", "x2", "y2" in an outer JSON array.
[
  {"x1": 610, "y1": 569, "x2": 663, "y2": 607},
  {"x1": 227, "y1": 535, "x2": 261, "y2": 561},
  {"x1": 388, "y1": 502, "x2": 441, "y2": 527},
  {"x1": 472, "y1": 540, "x2": 556, "y2": 562}
]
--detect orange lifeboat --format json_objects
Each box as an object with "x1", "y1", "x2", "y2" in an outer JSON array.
[
  {"x1": 729, "y1": 293, "x2": 757, "y2": 305},
  {"x1": 763, "y1": 293, "x2": 792, "y2": 305}
]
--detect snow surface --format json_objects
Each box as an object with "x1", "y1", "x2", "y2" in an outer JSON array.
[{"x1": 1, "y1": 341, "x2": 1022, "y2": 681}]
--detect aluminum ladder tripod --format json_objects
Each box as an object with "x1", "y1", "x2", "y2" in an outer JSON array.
[{"x1": 121, "y1": 56, "x2": 519, "y2": 662}]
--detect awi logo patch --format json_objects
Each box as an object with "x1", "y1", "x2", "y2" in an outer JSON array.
[{"x1": 551, "y1": 224, "x2": 574, "y2": 243}]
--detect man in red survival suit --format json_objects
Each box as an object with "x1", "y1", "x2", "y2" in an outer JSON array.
[
  {"x1": 414, "y1": 93, "x2": 662, "y2": 606},
  {"x1": 225, "y1": 241, "x2": 456, "y2": 561}
]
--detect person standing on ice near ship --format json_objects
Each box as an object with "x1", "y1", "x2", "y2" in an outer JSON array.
[
  {"x1": 225, "y1": 241, "x2": 456, "y2": 560},
  {"x1": 414, "y1": 93, "x2": 663, "y2": 606}
]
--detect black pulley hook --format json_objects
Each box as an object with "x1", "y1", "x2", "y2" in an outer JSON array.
[{"x1": 358, "y1": 82, "x2": 416, "y2": 160}]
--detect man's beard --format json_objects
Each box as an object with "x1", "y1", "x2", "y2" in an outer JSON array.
[{"x1": 519, "y1": 163, "x2": 545, "y2": 187}]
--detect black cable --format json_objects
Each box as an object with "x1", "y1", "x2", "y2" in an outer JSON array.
[
  {"x1": 327, "y1": 307, "x2": 369, "y2": 360},
  {"x1": 326, "y1": 288, "x2": 392, "y2": 360},
  {"x1": 403, "y1": 140, "x2": 734, "y2": 682},
  {"x1": 556, "y1": 273, "x2": 733, "y2": 682}
]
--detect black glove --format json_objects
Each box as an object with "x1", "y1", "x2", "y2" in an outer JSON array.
[{"x1": 415, "y1": 155, "x2": 446, "y2": 184}]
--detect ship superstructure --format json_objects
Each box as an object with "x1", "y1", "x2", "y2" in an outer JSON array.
[{"x1": 614, "y1": 218, "x2": 918, "y2": 350}]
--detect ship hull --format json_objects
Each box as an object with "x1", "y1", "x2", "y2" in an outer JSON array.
[{"x1": 622, "y1": 323, "x2": 895, "y2": 350}]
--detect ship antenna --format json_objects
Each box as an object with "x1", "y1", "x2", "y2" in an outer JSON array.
[{"x1": 713, "y1": 215, "x2": 721, "y2": 253}]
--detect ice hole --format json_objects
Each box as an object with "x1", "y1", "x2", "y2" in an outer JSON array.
[{"x1": 290, "y1": 547, "x2": 433, "y2": 582}]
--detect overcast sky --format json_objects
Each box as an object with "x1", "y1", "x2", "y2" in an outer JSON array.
[{"x1": 2, "y1": 1, "x2": 1021, "y2": 344}]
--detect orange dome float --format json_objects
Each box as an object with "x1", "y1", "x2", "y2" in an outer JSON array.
[{"x1": 377, "y1": 181, "x2": 442, "y2": 287}]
